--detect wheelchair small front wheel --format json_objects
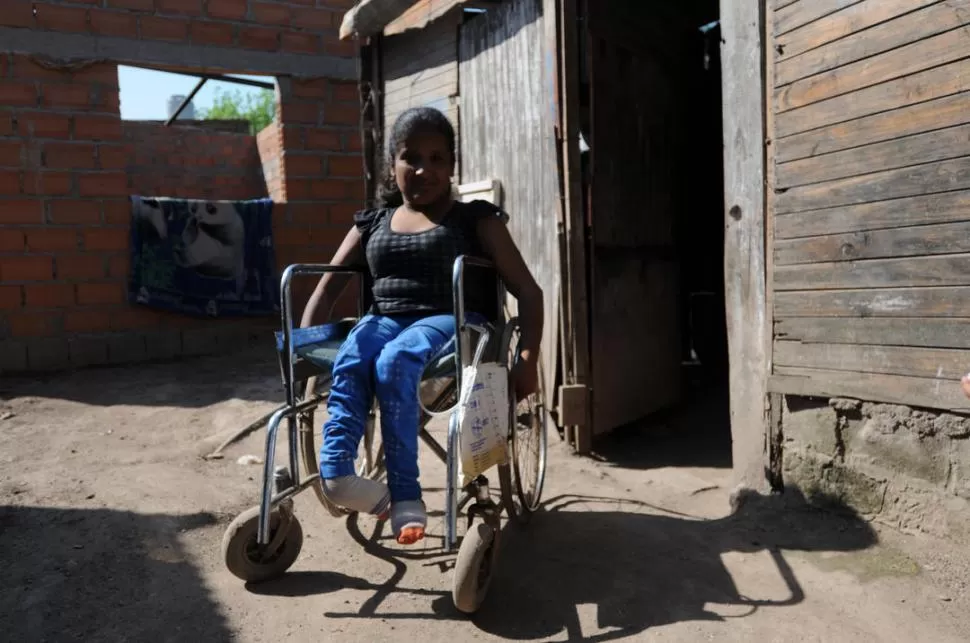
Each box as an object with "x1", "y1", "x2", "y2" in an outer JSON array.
[
  {"x1": 222, "y1": 505, "x2": 304, "y2": 583},
  {"x1": 452, "y1": 521, "x2": 500, "y2": 614}
]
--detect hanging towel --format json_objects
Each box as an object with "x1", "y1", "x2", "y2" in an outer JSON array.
[{"x1": 128, "y1": 196, "x2": 279, "y2": 318}]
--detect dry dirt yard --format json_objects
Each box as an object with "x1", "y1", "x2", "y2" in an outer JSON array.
[{"x1": 2, "y1": 346, "x2": 969, "y2": 643}]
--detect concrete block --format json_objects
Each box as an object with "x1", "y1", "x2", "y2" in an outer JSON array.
[
  {"x1": 847, "y1": 416, "x2": 950, "y2": 486},
  {"x1": 782, "y1": 396, "x2": 840, "y2": 456},
  {"x1": 783, "y1": 448, "x2": 887, "y2": 517},
  {"x1": 107, "y1": 333, "x2": 147, "y2": 365},
  {"x1": 68, "y1": 337, "x2": 109, "y2": 368},
  {"x1": 26, "y1": 337, "x2": 71, "y2": 371},
  {"x1": 950, "y1": 438, "x2": 970, "y2": 501},
  {"x1": 0, "y1": 340, "x2": 28, "y2": 373},
  {"x1": 145, "y1": 330, "x2": 182, "y2": 362}
]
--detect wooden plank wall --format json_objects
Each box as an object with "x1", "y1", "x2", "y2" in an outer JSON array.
[
  {"x1": 381, "y1": 12, "x2": 461, "y2": 170},
  {"x1": 767, "y1": 0, "x2": 970, "y2": 413},
  {"x1": 458, "y1": 0, "x2": 561, "y2": 412}
]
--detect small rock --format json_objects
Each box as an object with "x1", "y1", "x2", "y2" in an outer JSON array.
[
  {"x1": 237, "y1": 455, "x2": 263, "y2": 466},
  {"x1": 85, "y1": 494, "x2": 95, "y2": 500},
  {"x1": 0, "y1": 411, "x2": 16, "y2": 421},
  {"x1": 941, "y1": 596, "x2": 952, "y2": 602},
  {"x1": 72, "y1": 545, "x2": 83, "y2": 550}
]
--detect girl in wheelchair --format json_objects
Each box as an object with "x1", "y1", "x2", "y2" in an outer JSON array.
[{"x1": 299, "y1": 106, "x2": 544, "y2": 545}]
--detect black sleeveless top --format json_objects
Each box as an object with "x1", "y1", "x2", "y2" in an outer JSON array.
[{"x1": 354, "y1": 199, "x2": 508, "y2": 319}]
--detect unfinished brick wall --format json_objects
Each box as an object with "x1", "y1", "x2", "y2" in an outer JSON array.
[
  {"x1": 125, "y1": 121, "x2": 267, "y2": 201},
  {"x1": 0, "y1": 0, "x2": 364, "y2": 372},
  {"x1": 257, "y1": 122, "x2": 284, "y2": 202}
]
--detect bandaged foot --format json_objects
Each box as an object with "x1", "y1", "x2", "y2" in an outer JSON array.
[
  {"x1": 322, "y1": 475, "x2": 390, "y2": 518},
  {"x1": 391, "y1": 500, "x2": 427, "y2": 545}
]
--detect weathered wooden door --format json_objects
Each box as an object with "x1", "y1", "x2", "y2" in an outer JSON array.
[
  {"x1": 458, "y1": 0, "x2": 561, "y2": 413},
  {"x1": 586, "y1": 1, "x2": 685, "y2": 434}
]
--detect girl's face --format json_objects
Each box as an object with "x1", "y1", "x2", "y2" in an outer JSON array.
[{"x1": 393, "y1": 130, "x2": 454, "y2": 207}]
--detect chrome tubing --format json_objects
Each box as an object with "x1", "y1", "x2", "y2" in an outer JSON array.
[
  {"x1": 446, "y1": 410, "x2": 460, "y2": 551},
  {"x1": 258, "y1": 406, "x2": 288, "y2": 544}
]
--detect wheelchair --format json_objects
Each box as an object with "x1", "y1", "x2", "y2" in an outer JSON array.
[{"x1": 220, "y1": 254, "x2": 549, "y2": 614}]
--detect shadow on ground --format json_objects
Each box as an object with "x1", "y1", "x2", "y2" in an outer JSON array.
[
  {"x1": 255, "y1": 489, "x2": 877, "y2": 641},
  {"x1": 0, "y1": 345, "x2": 281, "y2": 408},
  {"x1": 0, "y1": 505, "x2": 231, "y2": 642}
]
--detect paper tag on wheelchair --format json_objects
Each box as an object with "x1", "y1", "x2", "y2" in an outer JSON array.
[{"x1": 456, "y1": 362, "x2": 510, "y2": 482}]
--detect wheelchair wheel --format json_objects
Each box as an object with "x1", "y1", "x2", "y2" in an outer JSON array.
[
  {"x1": 452, "y1": 521, "x2": 499, "y2": 614},
  {"x1": 501, "y1": 325, "x2": 549, "y2": 522},
  {"x1": 298, "y1": 374, "x2": 384, "y2": 518},
  {"x1": 222, "y1": 505, "x2": 303, "y2": 583}
]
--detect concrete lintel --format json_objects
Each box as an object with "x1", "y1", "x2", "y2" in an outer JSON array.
[{"x1": 0, "y1": 27, "x2": 357, "y2": 80}]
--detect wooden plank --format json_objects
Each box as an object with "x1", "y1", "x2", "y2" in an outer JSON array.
[
  {"x1": 777, "y1": 122, "x2": 970, "y2": 189},
  {"x1": 774, "y1": 221, "x2": 970, "y2": 265},
  {"x1": 774, "y1": 340, "x2": 970, "y2": 380},
  {"x1": 764, "y1": 0, "x2": 779, "y2": 442},
  {"x1": 776, "y1": 0, "x2": 940, "y2": 62},
  {"x1": 775, "y1": 317, "x2": 970, "y2": 348},
  {"x1": 721, "y1": 0, "x2": 770, "y2": 491},
  {"x1": 775, "y1": 60, "x2": 970, "y2": 138},
  {"x1": 774, "y1": 286, "x2": 970, "y2": 317},
  {"x1": 776, "y1": 25, "x2": 970, "y2": 114},
  {"x1": 776, "y1": 0, "x2": 961, "y2": 85},
  {"x1": 384, "y1": 73, "x2": 458, "y2": 106},
  {"x1": 774, "y1": 191, "x2": 970, "y2": 239},
  {"x1": 775, "y1": 0, "x2": 865, "y2": 37},
  {"x1": 775, "y1": 253, "x2": 970, "y2": 290},
  {"x1": 458, "y1": 0, "x2": 561, "y2": 421},
  {"x1": 777, "y1": 91, "x2": 970, "y2": 164},
  {"x1": 775, "y1": 156, "x2": 970, "y2": 215},
  {"x1": 774, "y1": 0, "x2": 800, "y2": 10},
  {"x1": 769, "y1": 367, "x2": 970, "y2": 412}
]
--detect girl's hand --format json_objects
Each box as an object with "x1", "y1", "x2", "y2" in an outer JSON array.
[
  {"x1": 511, "y1": 354, "x2": 539, "y2": 402},
  {"x1": 962, "y1": 373, "x2": 970, "y2": 400}
]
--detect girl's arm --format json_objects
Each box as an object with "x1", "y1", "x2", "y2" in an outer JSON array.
[
  {"x1": 476, "y1": 216, "x2": 544, "y2": 396},
  {"x1": 299, "y1": 226, "x2": 364, "y2": 328}
]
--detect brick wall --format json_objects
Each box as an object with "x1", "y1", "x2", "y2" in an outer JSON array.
[
  {"x1": 257, "y1": 121, "x2": 284, "y2": 201},
  {"x1": 0, "y1": 0, "x2": 364, "y2": 373},
  {"x1": 125, "y1": 120, "x2": 267, "y2": 201}
]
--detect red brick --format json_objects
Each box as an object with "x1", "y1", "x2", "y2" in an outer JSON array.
[
  {"x1": 42, "y1": 84, "x2": 94, "y2": 111},
  {"x1": 64, "y1": 309, "x2": 111, "y2": 333},
  {"x1": 292, "y1": 7, "x2": 332, "y2": 30},
  {"x1": 106, "y1": 0, "x2": 152, "y2": 10},
  {"x1": 0, "y1": 171, "x2": 21, "y2": 195},
  {"x1": 74, "y1": 115, "x2": 122, "y2": 141},
  {"x1": 44, "y1": 142, "x2": 97, "y2": 170},
  {"x1": 0, "y1": 256, "x2": 54, "y2": 281},
  {"x1": 0, "y1": 229, "x2": 25, "y2": 252},
  {"x1": 281, "y1": 101, "x2": 319, "y2": 125},
  {"x1": 0, "y1": 81, "x2": 38, "y2": 107},
  {"x1": 324, "y1": 38, "x2": 357, "y2": 58},
  {"x1": 190, "y1": 21, "x2": 234, "y2": 46},
  {"x1": 72, "y1": 64, "x2": 120, "y2": 87},
  {"x1": 49, "y1": 200, "x2": 102, "y2": 225},
  {"x1": 78, "y1": 172, "x2": 127, "y2": 197},
  {"x1": 285, "y1": 153, "x2": 323, "y2": 176},
  {"x1": 76, "y1": 282, "x2": 124, "y2": 305},
  {"x1": 11, "y1": 57, "x2": 66, "y2": 82},
  {"x1": 0, "y1": 199, "x2": 44, "y2": 224},
  {"x1": 322, "y1": 103, "x2": 359, "y2": 126},
  {"x1": 107, "y1": 253, "x2": 129, "y2": 278},
  {"x1": 34, "y1": 4, "x2": 88, "y2": 33},
  {"x1": 0, "y1": 114, "x2": 12, "y2": 137},
  {"x1": 331, "y1": 82, "x2": 358, "y2": 102},
  {"x1": 156, "y1": 0, "x2": 203, "y2": 16},
  {"x1": 25, "y1": 283, "x2": 75, "y2": 308},
  {"x1": 281, "y1": 31, "x2": 319, "y2": 54},
  {"x1": 329, "y1": 202, "x2": 358, "y2": 226},
  {"x1": 102, "y1": 200, "x2": 130, "y2": 224},
  {"x1": 0, "y1": 1, "x2": 34, "y2": 28},
  {"x1": 292, "y1": 79, "x2": 328, "y2": 99},
  {"x1": 0, "y1": 285, "x2": 22, "y2": 310},
  {"x1": 110, "y1": 308, "x2": 162, "y2": 330},
  {"x1": 309, "y1": 179, "x2": 349, "y2": 200},
  {"x1": 21, "y1": 113, "x2": 72, "y2": 139},
  {"x1": 8, "y1": 311, "x2": 59, "y2": 337},
  {"x1": 0, "y1": 141, "x2": 23, "y2": 168},
  {"x1": 22, "y1": 172, "x2": 73, "y2": 196},
  {"x1": 89, "y1": 9, "x2": 139, "y2": 37},
  {"x1": 140, "y1": 16, "x2": 189, "y2": 41},
  {"x1": 287, "y1": 202, "x2": 324, "y2": 225},
  {"x1": 206, "y1": 0, "x2": 247, "y2": 20},
  {"x1": 239, "y1": 26, "x2": 280, "y2": 51},
  {"x1": 83, "y1": 228, "x2": 128, "y2": 251},
  {"x1": 97, "y1": 145, "x2": 129, "y2": 170},
  {"x1": 304, "y1": 128, "x2": 341, "y2": 151},
  {"x1": 344, "y1": 131, "x2": 362, "y2": 152},
  {"x1": 254, "y1": 2, "x2": 290, "y2": 25},
  {"x1": 26, "y1": 229, "x2": 79, "y2": 252},
  {"x1": 328, "y1": 155, "x2": 360, "y2": 177},
  {"x1": 57, "y1": 254, "x2": 105, "y2": 280}
]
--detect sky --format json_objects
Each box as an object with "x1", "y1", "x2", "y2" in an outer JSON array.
[{"x1": 117, "y1": 65, "x2": 273, "y2": 120}]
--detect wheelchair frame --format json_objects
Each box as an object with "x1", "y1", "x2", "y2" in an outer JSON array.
[{"x1": 222, "y1": 253, "x2": 544, "y2": 613}]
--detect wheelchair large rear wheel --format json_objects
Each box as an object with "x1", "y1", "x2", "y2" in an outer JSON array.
[
  {"x1": 501, "y1": 323, "x2": 549, "y2": 523},
  {"x1": 298, "y1": 374, "x2": 384, "y2": 518}
]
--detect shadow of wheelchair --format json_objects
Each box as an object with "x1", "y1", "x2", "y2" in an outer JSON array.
[{"x1": 248, "y1": 487, "x2": 878, "y2": 637}]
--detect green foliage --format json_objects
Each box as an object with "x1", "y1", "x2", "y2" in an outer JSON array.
[{"x1": 198, "y1": 87, "x2": 276, "y2": 134}]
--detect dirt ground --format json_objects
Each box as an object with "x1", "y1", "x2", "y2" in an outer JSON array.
[{"x1": 2, "y1": 346, "x2": 969, "y2": 643}]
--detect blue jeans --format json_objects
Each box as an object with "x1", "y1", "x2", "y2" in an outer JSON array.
[{"x1": 320, "y1": 313, "x2": 469, "y2": 503}]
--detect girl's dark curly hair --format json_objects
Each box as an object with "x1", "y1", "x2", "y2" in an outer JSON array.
[{"x1": 377, "y1": 106, "x2": 456, "y2": 207}]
